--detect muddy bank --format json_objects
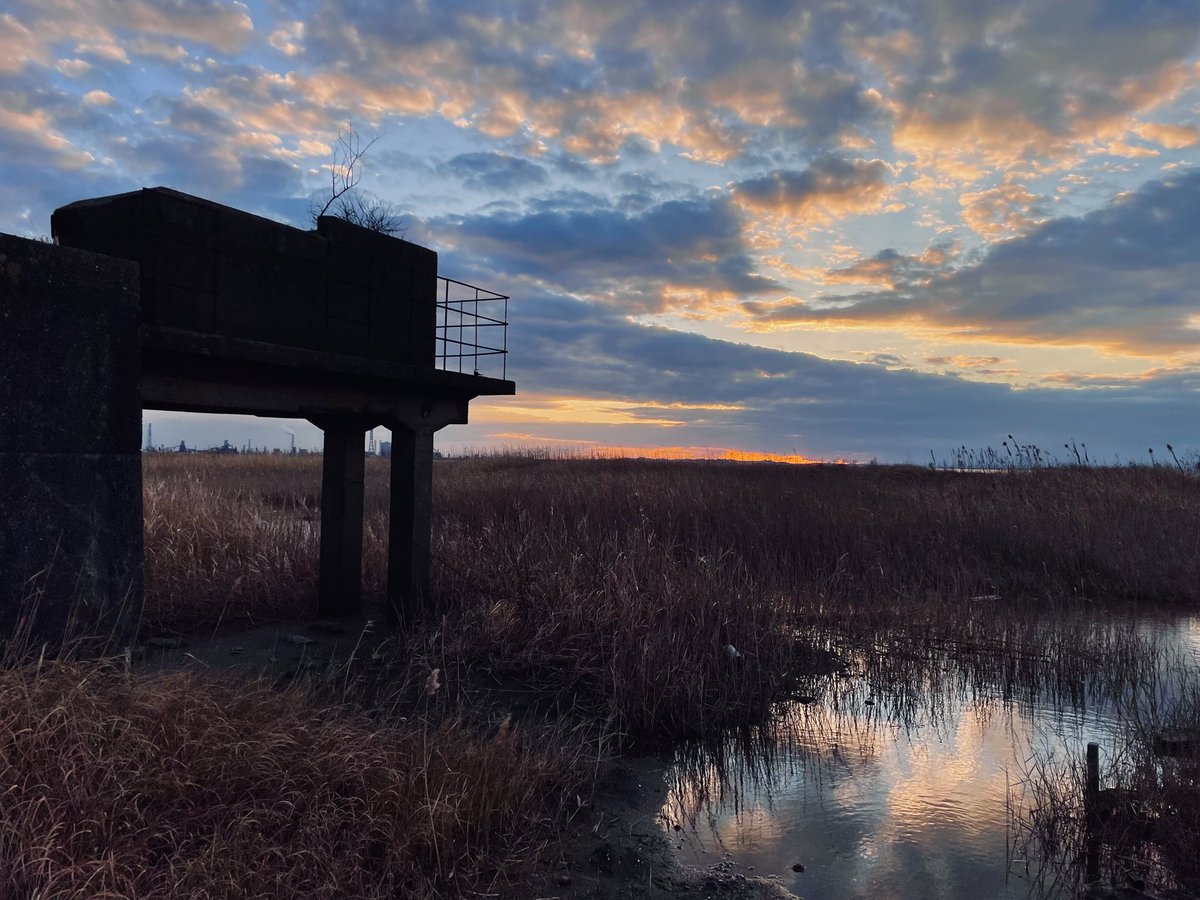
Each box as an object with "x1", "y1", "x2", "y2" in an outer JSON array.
[
  {"x1": 136, "y1": 616, "x2": 804, "y2": 899},
  {"x1": 500, "y1": 757, "x2": 799, "y2": 900}
]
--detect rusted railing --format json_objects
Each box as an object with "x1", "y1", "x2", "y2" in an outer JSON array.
[{"x1": 436, "y1": 276, "x2": 508, "y2": 380}]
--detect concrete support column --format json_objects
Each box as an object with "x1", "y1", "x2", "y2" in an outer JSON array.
[
  {"x1": 317, "y1": 419, "x2": 365, "y2": 616},
  {"x1": 387, "y1": 425, "x2": 434, "y2": 626},
  {"x1": 0, "y1": 235, "x2": 142, "y2": 655}
]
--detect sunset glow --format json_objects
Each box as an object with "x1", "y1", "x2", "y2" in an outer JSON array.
[
  {"x1": 2, "y1": 1, "x2": 1198, "y2": 460},
  {"x1": 471, "y1": 440, "x2": 827, "y2": 465}
]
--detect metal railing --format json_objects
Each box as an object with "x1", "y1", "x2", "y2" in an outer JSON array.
[{"x1": 436, "y1": 276, "x2": 509, "y2": 380}]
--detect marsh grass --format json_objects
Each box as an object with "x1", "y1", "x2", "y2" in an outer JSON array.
[
  {"x1": 1014, "y1": 653, "x2": 1200, "y2": 898},
  {"x1": 428, "y1": 457, "x2": 1200, "y2": 735},
  {"x1": 0, "y1": 653, "x2": 603, "y2": 899},
  {"x1": 662, "y1": 616, "x2": 1183, "y2": 834},
  {"x1": 129, "y1": 453, "x2": 1200, "y2": 894},
  {"x1": 143, "y1": 454, "x2": 1200, "y2": 736}
]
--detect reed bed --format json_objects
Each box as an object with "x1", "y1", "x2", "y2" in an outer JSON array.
[
  {"x1": 0, "y1": 658, "x2": 598, "y2": 899},
  {"x1": 143, "y1": 456, "x2": 384, "y2": 629},
  {"x1": 1014, "y1": 656, "x2": 1200, "y2": 897},
  {"x1": 8, "y1": 452, "x2": 1192, "y2": 897},
  {"x1": 142, "y1": 454, "x2": 1200, "y2": 734}
]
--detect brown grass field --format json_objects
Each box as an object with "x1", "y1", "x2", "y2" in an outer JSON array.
[{"x1": 3, "y1": 454, "x2": 1199, "y2": 896}]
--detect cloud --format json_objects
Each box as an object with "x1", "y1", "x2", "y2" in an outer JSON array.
[
  {"x1": 925, "y1": 354, "x2": 1006, "y2": 369},
  {"x1": 5, "y1": 0, "x2": 254, "y2": 68},
  {"x1": 1, "y1": 0, "x2": 1199, "y2": 463},
  {"x1": 745, "y1": 168, "x2": 1200, "y2": 355},
  {"x1": 82, "y1": 0, "x2": 253, "y2": 53},
  {"x1": 0, "y1": 83, "x2": 96, "y2": 170},
  {"x1": 1135, "y1": 121, "x2": 1200, "y2": 150},
  {"x1": 440, "y1": 152, "x2": 550, "y2": 192},
  {"x1": 126, "y1": 35, "x2": 189, "y2": 61},
  {"x1": 884, "y1": 1, "x2": 1200, "y2": 170},
  {"x1": 731, "y1": 156, "x2": 891, "y2": 222},
  {"x1": 0, "y1": 14, "x2": 41, "y2": 74},
  {"x1": 959, "y1": 178, "x2": 1049, "y2": 239},
  {"x1": 299, "y1": 1, "x2": 884, "y2": 163},
  {"x1": 72, "y1": 40, "x2": 129, "y2": 64},
  {"x1": 54, "y1": 57, "x2": 92, "y2": 77},
  {"x1": 268, "y1": 20, "x2": 305, "y2": 57},
  {"x1": 429, "y1": 191, "x2": 777, "y2": 312},
  {"x1": 478, "y1": 288, "x2": 1200, "y2": 460},
  {"x1": 823, "y1": 242, "x2": 958, "y2": 288}
]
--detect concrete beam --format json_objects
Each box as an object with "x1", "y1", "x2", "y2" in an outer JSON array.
[
  {"x1": 144, "y1": 372, "x2": 470, "y2": 427},
  {"x1": 313, "y1": 419, "x2": 366, "y2": 617}
]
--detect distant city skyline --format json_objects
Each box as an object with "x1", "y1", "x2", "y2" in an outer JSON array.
[{"x1": 4, "y1": 1, "x2": 1199, "y2": 461}]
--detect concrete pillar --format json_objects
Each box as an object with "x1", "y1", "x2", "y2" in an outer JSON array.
[
  {"x1": 316, "y1": 419, "x2": 365, "y2": 616},
  {"x1": 387, "y1": 425, "x2": 434, "y2": 626},
  {"x1": 0, "y1": 234, "x2": 142, "y2": 654}
]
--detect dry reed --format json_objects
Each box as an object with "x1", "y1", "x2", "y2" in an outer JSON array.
[
  {"x1": 0, "y1": 658, "x2": 598, "y2": 899},
  {"x1": 15, "y1": 451, "x2": 1189, "y2": 896},
  {"x1": 142, "y1": 454, "x2": 1200, "y2": 736}
]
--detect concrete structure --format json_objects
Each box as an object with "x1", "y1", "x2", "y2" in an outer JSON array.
[
  {"x1": 0, "y1": 234, "x2": 143, "y2": 652},
  {"x1": 0, "y1": 187, "x2": 512, "y2": 648}
]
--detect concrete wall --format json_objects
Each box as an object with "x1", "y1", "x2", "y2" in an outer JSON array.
[
  {"x1": 52, "y1": 188, "x2": 438, "y2": 369},
  {"x1": 0, "y1": 234, "x2": 142, "y2": 653}
]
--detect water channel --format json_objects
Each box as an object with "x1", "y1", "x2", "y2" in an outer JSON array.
[{"x1": 661, "y1": 615, "x2": 1200, "y2": 899}]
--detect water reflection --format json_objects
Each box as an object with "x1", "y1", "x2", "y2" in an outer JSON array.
[{"x1": 662, "y1": 614, "x2": 1200, "y2": 900}]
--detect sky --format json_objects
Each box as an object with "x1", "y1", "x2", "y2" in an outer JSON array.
[{"x1": 3, "y1": 0, "x2": 1199, "y2": 462}]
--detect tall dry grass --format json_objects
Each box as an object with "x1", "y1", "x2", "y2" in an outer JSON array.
[
  {"x1": 6, "y1": 452, "x2": 1182, "y2": 897},
  {"x1": 428, "y1": 458, "x2": 1200, "y2": 732},
  {"x1": 142, "y1": 454, "x2": 1200, "y2": 736},
  {"x1": 145, "y1": 456, "x2": 334, "y2": 628},
  {"x1": 1014, "y1": 658, "x2": 1200, "y2": 897},
  {"x1": 0, "y1": 658, "x2": 598, "y2": 899}
]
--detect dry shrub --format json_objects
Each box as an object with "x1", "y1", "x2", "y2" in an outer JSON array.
[
  {"x1": 437, "y1": 506, "x2": 797, "y2": 736},
  {"x1": 0, "y1": 661, "x2": 595, "y2": 899}
]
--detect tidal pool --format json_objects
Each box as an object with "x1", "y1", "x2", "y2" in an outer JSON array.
[{"x1": 662, "y1": 615, "x2": 1200, "y2": 899}]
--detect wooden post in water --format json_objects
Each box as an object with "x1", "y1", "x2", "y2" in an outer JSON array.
[
  {"x1": 1086, "y1": 742, "x2": 1100, "y2": 802},
  {"x1": 1085, "y1": 742, "x2": 1100, "y2": 883}
]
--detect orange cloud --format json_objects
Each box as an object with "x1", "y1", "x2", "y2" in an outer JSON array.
[
  {"x1": 924, "y1": 354, "x2": 1007, "y2": 369},
  {"x1": 0, "y1": 14, "x2": 40, "y2": 73},
  {"x1": 554, "y1": 91, "x2": 745, "y2": 164},
  {"x1": 959, "y1": 179, "x2": 1046, "y2": 239},
  {"x1": 731, "y1": 157, "x2": 891, "y2": 228},
  {"x1": 1105, "y1": 139, "x2": 1160, "y2": 159},
  {"x1": 268, "y1": 21, "x2": 305, "y2": 58},
  {"x1": 1134, "y1": 122, "x2": 1200, "y2": 149},
  {"x1": 0, "y1": 106, "x2": 94, "y2": 168}
]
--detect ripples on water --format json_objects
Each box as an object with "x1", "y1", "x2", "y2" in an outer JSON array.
[{"x1": 661, "y1": 615, "x2": 1200, "y2": 900}]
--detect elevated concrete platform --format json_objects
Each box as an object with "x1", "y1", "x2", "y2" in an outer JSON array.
[{"x1": 0, "y1": 187, "x2": 514, "y2": 650}]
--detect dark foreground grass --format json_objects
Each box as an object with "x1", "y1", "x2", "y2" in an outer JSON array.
[{"x1": 0, "y1": 658, "x2": 598, "y2": 899}]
